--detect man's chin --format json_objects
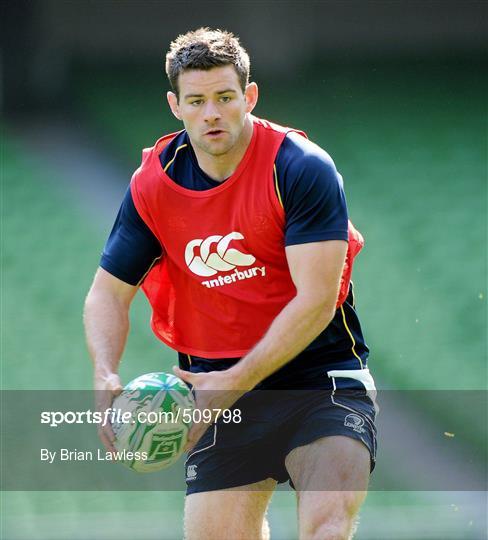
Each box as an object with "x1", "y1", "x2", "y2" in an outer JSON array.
[{"x1": 199, "y1": 141, "x2": 234, "y2": 157}]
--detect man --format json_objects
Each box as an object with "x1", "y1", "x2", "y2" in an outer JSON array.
[{"x1": 84, "y1": 28, "x2": 377, "y2": 540}]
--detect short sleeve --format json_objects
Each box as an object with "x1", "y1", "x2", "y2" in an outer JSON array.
[
  {"x1": 100, "y1": 187, "x2": 162, "y2": 285},
  {"x1": 276, "y1": 132, "x2": 349, "y2": 246}
]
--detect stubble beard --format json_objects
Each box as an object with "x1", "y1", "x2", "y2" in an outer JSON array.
[{"x1": 194, "y1": 132, "x2": 237, "y2": 157}]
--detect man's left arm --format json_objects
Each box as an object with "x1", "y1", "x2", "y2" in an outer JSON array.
[
  {"x1": 175, "y1": 239, "x2": 347, "y2": 449},
  {"x1": 231, "y1": 239, "x2": 347, "y2": 388}
]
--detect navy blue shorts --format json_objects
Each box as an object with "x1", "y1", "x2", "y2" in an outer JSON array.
[{"x1": 182, "y1": 357, "x2": 377, "y2": 494}]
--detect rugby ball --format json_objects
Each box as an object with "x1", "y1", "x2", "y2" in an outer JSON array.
[{"x1": 112, "y1": 372, "x2": 194, "y2": 473}]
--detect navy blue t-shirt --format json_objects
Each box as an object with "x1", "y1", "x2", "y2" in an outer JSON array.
[{"x1": 101, "y1": 129, "x2": 368, "y2": 374}]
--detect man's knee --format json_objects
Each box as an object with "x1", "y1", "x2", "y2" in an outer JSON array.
[
  {"x1": 298, "y1": 490, "x2": 365, "y2": 540},
  {"x1": 184, "y1": 479, "x2": 275, "y2": 540},
  {"x1": 301, "y1": 515, "x2": 357, "y2": 540},
  {"x1": 185, "y1": 516, "x2": 270, "y2": 540}
]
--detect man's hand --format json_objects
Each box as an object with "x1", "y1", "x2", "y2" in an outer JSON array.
[
  {"x1": 173, "y1": 366, "x2": 250, "y2": 452},
  {"x1": 94, "y1": 372, "x2": 123, "y2": 453}
]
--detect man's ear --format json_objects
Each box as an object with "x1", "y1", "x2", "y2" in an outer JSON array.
[
  {"x1": 244, "y1": 82, "x2": 258, "y2": 114},
  {"x1": 167, "y1": 91, "x2": 181, "y2": 120}
]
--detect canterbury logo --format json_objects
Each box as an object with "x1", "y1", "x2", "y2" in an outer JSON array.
[{"x1": 185, "y1": 232, "x2": 256, "y2": 277}]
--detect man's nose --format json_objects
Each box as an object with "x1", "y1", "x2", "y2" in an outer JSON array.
[{"x1": 203, "y1": 101, "x2": 221, "y2": 123}]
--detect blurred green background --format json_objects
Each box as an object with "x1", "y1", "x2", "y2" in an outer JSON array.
[{"x1": 2, "y1": 1, "x2": 486, "y2": 538}]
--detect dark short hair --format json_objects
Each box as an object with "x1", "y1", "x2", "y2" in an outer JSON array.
[{"x1": 165, "y1": 28, "x2": 250, "y2": 98}]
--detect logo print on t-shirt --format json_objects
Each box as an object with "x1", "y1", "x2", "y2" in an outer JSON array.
[{"x1": 185, "y1": 232, "x2": 256, "y2": 277}]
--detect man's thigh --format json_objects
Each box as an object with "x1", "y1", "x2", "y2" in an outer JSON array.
[
  {"x1": 286, "y1": 436, "x2": 370, "y2": 540},
  {"x1": 184, "y1": 478, "x2": 277, "y2": 540}
]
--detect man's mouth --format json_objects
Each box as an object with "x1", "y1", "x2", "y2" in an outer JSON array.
[{"x1": 204, "y1": 129, "x2": 226, "y2": 137}]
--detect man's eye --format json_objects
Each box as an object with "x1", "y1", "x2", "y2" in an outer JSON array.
[
  {"x1": 190, "y1": 100, "x2": 203, "y2": 106},
  {"x1": 219, "y1": 96, "x2": 231, "y2": 103}
]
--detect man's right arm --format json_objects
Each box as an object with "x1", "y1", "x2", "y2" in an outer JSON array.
[
  {"x1": 84, "y1": 186, "x2": 162, "y2": 452},
  {"x1": 87, "y1": 185, "x2": 162, "y2": 381},
  {"x1": 84, "y1": 267, "x2": 139, "y2": 386},
  {"x1": 84, "y1": 267, "x2": 139, "y2": 452}
]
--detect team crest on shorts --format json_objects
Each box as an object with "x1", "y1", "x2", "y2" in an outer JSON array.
[
  {"x1": 186, "y1": 464, "x2": 198, "y2": 481},
  {"x1": 344, "y1": 413, "x2": 366, "y2": 434}
]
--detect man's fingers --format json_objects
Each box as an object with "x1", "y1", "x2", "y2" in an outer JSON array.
[
  {"x1": 94, "y1": 374, "x2": 123, "y2": 455},
  {"x1": 96, "y1": 411, "x2": 121, "y2": 457},
  {"x1": 98, "y1": 426, "x2": 117, "y2": 453},
  {"x1": 104, "y1": 422, "x2": 116, "y2": 442},
  {"x1": 95, "y1": 390, "x2": 115, "y2": 412},
  {"x1": 173, "y1": 365, "x2": 196, "y2": 384}
]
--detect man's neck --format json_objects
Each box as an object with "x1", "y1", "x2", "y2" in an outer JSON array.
[{"x1": 191, "y1": 117, "x2": 253, "y2": 182}]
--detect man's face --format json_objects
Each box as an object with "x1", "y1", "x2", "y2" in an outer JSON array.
[{"x1": 167, "y1": 65, "x2": 257, "y2": 157}]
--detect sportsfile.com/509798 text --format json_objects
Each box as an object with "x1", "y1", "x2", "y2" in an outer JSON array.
[{"x1": 40, "y1": 408, "x2": 242, "y2": 427}]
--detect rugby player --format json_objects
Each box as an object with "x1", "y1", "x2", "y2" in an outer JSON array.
[{"x1": 84, "y1": 28, "x2": 377, "y2": 540}]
